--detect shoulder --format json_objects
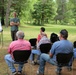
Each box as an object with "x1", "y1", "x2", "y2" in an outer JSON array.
[
  {"x1": 9, "y1": 41, "x2": 17, "y2": 46},
  {"x1": 16, "y1": 18, "x2": 20, "y2": 20},
  {"x1": 10, "y1": 18, "x2": 14, "y2": 21},
  {"x1": 38, "y1": 34, "x2": 41, "y2": 37},
  {"x1": 24, "y1": 40, "x2": 31, "y2": 45},
  {"x1": 53, "y1": 40, "x2": 60, "y2": 45}
]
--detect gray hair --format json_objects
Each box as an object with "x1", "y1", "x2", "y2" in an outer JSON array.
[{"x1": 16, "y1": 31, "x2": 25, "y2": 39}]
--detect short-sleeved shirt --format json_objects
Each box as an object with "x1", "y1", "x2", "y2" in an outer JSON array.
[
  {"x1": 10, "y1": 17, "x2": 20, "y2": 31},
  {"x1": 8, "y1": 39, "x2": 31, "y2": 58},
  {"x1": 50, "y1": 40, "x2": 73, "y2": 62}
]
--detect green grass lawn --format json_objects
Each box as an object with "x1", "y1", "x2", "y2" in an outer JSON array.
[
  {"x1": 2, "y1": 24, "x2": 76, "y2": 43},
  {"x1": 0, "y1": 24, "x2": 76, "y2": 75}
]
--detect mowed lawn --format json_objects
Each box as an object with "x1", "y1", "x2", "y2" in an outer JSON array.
[{"x1": 0, "y1": 24, "x2": 76, "y2": 75}]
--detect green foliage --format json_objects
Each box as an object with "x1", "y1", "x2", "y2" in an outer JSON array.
[{"x1": 32, "y1": 0, "x2": 56, "y2": 25}]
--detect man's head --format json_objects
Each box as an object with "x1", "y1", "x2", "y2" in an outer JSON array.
[
  {"x1": 59, "y1": 29, "x2": 68, "y2": 40},
  {"x1": 13, "y1": 12, "x2": 17, "y2": 17},
  {"x1": 16, "y1": 31, "x2": 25, "y2": 39}
]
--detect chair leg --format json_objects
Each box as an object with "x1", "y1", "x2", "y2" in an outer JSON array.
[{"x1": 56, "y1": 66, "x2": 62, "y2": 75}]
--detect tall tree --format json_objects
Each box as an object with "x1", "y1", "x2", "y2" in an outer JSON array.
[
  {"x1": 70, "y1": 0, "x2": 76, "y2": 25},
  {"x1": 55, "y1": 0, "x2": 67, "y2": 24},
  {"x1": 32, "y1": 0, "x2": 55, "y2": 25}
]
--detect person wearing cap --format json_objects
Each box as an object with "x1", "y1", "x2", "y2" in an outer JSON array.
[
  {"x1": 4, "y1": 31, "x2": 31, "y2": 75},
  {"x1": 37, "y1": 29, "x2": 73, "y2": 75}
]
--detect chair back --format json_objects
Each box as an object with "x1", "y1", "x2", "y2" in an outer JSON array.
[
  {"x1": 29, "y1": 38, "x2": 37, "y2": 49},
  {"x1": 13, "y1": 50, "x2": 31, "y2": 63},
  {"x1": 56, "y1": 52, "x2": 73, "y2": 66},
  {"x1": 40, "y1": 43, "x2": 51, "y2": 53}
]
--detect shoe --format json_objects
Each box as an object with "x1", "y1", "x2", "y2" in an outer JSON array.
[
  {"x1": 36, "y1": 70, "x2": 44, "y2": 75},
  {"x1": 12, "y1": 71, "x2": 17, "y2": 75},
  {"x1": 17, "y1": 71, "x2": 22, "y2": 75},
  {"x1": 34, "y1": 62, "x2": 39, "y2": 65},
  {"x1": 31, "y1": 61, "x2": 35, "y2": 65},
  {"x1": 55, "y1": 69, "x2": 61, "y2": 75},
  {"x1": 67, "y1": 67, "x2": 72, "y2": 71}
]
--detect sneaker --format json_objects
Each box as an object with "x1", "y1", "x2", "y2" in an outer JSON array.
[
  {"x1": 55, "y1": 69, "x2": 61, "y2": 75},
  {"x1": 67, "y1": 66, "x2": 72, "y2": 71},
  {"x1": 17, "y1": 71, "x2": 22, "y2": 75},
  {"x1": 31, "y1": 61, "x2": 35, "y2": 65},
  {"x1": 12, "y1": 71, "x2": 17, "y2": 75},
  {"x1": 36, "y1": 70, "x2": 44, "y2": 75}
]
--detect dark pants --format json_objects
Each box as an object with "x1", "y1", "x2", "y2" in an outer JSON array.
[{"x1": 11, "y1": 31, "x2": 18, "y2": 41}]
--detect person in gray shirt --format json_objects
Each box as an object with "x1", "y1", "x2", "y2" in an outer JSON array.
[
  {"x1": 10, "y1": 12, "x2": 20, "y2": 41},
  {"x1": 37, "y1": 29, "x2": 73, "y2": 75}
]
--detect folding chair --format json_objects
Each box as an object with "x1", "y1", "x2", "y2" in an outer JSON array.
[
  {"x1": 40, "y1": 43, "x2": 52, "y2": 53},
  {"x1": 56, "y1": 52, "x2": 73, "y2": 75},
  {"x1": 29, "y1": 38, "x2": 37, "y2": 49},
  {"x1": 8, "y1": 50, "x2": 31, "y2": 75}
]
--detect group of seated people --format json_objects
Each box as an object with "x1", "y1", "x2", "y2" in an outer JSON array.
[
  {"x1": 30, "y1": 27, "x2": 59, "y2": 65},
  {"x1": 4, "y1": 27, "x2": 76, "y2": 75}
]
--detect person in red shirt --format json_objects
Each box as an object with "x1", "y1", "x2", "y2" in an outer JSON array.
[
  {"x1": 37, "y1": 27, "x2": 47, "y2": 43},
  {"x1": 5, "y1": 31, "x2": 31, "y2": 75}
]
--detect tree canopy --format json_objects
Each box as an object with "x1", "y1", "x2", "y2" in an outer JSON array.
[{"x1": 0, "y1": 0, "x2": 76, "y2": 26}]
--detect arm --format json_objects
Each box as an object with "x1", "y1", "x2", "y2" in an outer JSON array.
[
  {"x1": 49, "y1": 43, "x2": 56, "y2": 58},
  {"x1": 37, "y1": 39, "x2": 42, "y2": 49},
  {"x1": 49, "y1": 52, "x2": 53, "y2": 58},
  {"x1": 10, "y1": 18, "x2": 20, "y2": 26},
  {"x1": 8, "y1": 43, "x2": 13, "y2": 54},
  {"x1": 10, "y1": 22, "x2": 20, "y2": 26}
]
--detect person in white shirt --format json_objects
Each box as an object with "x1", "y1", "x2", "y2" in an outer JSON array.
[{"x1": 30, "y1": 32, "x2": 51, "y2": 64}]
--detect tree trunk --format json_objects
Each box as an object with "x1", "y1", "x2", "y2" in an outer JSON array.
[
  {"x1": 1, "y1": 8, "x2": 5, "y2": 26},
  {"x1": 1, "y1": 0, "x2": 5, "y2": 26},
  {"x1": 41, "y1": 13, "x2": 44, "y2": 25},
  {"x1": 5, "y1": 0, "x2": 12, "y2": 27}
]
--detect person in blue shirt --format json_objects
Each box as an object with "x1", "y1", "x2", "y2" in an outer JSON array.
[
  {"x1": 37, "y1": 29, "x2": 73, "y2": 75},
  {"x1": 10, "y1": 12, "x2": 20, "y2": 41}
]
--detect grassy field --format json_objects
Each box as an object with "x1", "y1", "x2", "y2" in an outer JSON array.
[
  {"x1": 2, "y1": 24, "x2": 76, "y2": 42},
  {"x1": 0, "y1": 24, "x2": 76, "y2": 75}
]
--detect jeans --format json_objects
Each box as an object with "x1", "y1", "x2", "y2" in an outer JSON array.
[
  {"x1": 38, "y1": 53, "x2": 73, "y2": 74},
  {"x1": 38, "y1": 53, "x2": 57, "y2": 74},
  {"x1": 5, "y1": 54, "x2": 24, "y2": 73},
  {"x1": 74, "y1": 52, "x2": 76, "y2": 58},
  {"x1": 30, "y1": 49, "x2": 41, "y2": 61}
]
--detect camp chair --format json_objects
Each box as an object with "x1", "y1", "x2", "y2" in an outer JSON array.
[
  {"x1": 29, "y1": 38, "x2": 37, "y2": 49},
  {"x1": 40, "y1": 43, "x2": 52, "y2": 53},
  {"x1": 56, "y1": 52, "x2": 73, "y2": 75},
  {"x1": 8, "y1": 50, "x2": 31, "y2": 75}
]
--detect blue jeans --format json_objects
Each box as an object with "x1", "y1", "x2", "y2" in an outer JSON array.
[
  {"x1": 30, "y1": 49, "x2": 41, "y2": 61},
  {"x1": 38, "y1": 53, "x2": 57, "y2": 74},
  {"x1": 4, "y1": 54, "x2": 24, "y2": 73},
  {"x1": 74, "y1": 52, "x2": 76, "y2": 58}
]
